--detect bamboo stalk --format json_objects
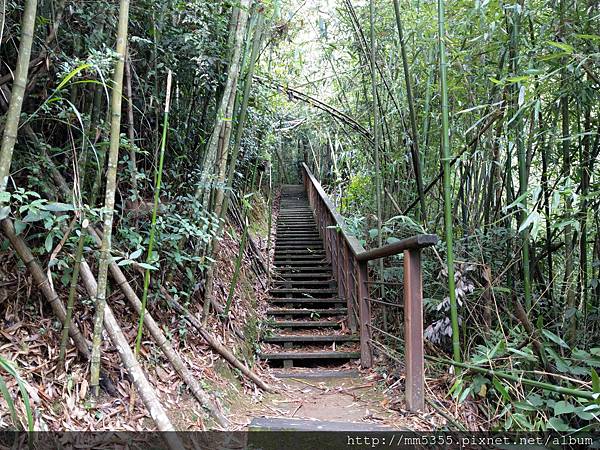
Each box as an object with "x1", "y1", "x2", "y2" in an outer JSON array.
[
  {"x1": 75, "y1": 262, "x2": 182, "y2": 440},
  {"x1": 58, "y1": 219, "x2": 88, "y2": 369},
  {"x1": 124, "y1": 54, "x2": 139, "y2": 201},
  {"x1": 90, "y1": 0, "x2": 130, "y2": 397},
  {"x1": 160, "y1": 285, "x2": 274, "y2": 393},
  {"x1": 510, "y1": 5, "x2": 533, "y2": 312},
  {"x1": 392, "y1": 0, "x2": 426, "y2": 223},
  {"x1": 135, "y1": 70, "x2": 172, "y2": 356},
  {"x1": 426, "y1": 355, "x2": 596, "y2": 400},
  {"x1": 0, "y1": 0, "x2": 37, "y2": 192},
  {"x1": 437, "y1": 0, "x2": 461, "y2": 365}
]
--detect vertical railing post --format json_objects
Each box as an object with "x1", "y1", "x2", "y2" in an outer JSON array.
[
  {"x1": 335, "y1": 231, "x2": 343, "y2": 298},
  {"x1": 357, "y1": 260, "x2": 372, "y2": 368},
  {"x1": 344, "y1": 243, "x2": 356, "y2": 332},
  {"x1": 403, "y1": 248, "x2": 424, "y2": 411}
]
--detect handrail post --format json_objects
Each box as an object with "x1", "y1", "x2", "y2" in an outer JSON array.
[
  {"x1": 344, "y1": 243, "x2": 356, "y2": 332},
  {"x1": 404, "y1": 248, "x2": 424, "y2": 411},
  {"x1": 357, "y1": 260, "x2": 372, "y2": 368}
]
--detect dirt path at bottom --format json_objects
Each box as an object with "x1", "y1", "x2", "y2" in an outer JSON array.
[{"x1": 228, "y1": 368, "x2": 441, "y2": 430}]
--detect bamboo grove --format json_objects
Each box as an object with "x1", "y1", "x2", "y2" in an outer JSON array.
[{"x1": 0, "y1": 0, "x2": 599, "y2": 433}]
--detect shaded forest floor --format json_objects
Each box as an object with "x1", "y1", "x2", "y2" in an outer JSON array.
[
  {"x1": 0, "y1": 188, "x2": 479, "y2": 432},
  {"x1": 226, "y1": 364, "x2": 476, "y2": 431}
]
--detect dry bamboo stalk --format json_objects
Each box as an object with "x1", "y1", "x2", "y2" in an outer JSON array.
[
  {"x1": 46, "y1": 148, "x2": 272, "y2": 397},
  {"x1": 90, "y1": 0, "x2": 130, "y2": 397},
  {"x1": 83, "y1": 227, "x2": 228, "y2": 427},
  {"x1": 1, "y1": 219, "x2": 182, "y2": 441},
  {"x1": 75, "y1": 260, "x2": 183, "y2": 441},
  {"x1": 159, "y1": 285, "x2": 274, "y2": 393},
  {"x1": 0, "y1": 218, "x2": 89, "y2": 358}
]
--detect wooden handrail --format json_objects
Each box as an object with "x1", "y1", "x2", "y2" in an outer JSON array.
[
  {"x1": 356, "y1": 234, "x2": 438, "y2": 262},
  {"x1": 301, "y1": 163, "x2": 366, "y2": 256},
  {"x1": 301, "y1": 163, "x2": 437, "y2": 261},
  {"x1": 301, "y1": 162, "x2": 437, "y2": 413}
]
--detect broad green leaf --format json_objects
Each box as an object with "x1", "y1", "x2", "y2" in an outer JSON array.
[
  {"x1": 22, "y1": 209, "x2": 49, "y2": 223},
  {"x1": 514, "y1": 401, "x2": 538, "y2": 411},
  {"x1": 592, "y1": 368, "x2": 600, "y2": 393},
  {"x1": 542, "y1": 329, "x2": 569, "y2": 349},
  {"x1": 129, "y1": 248, "x2": 143, "y2": 260},
  {"x1": 512, "y1": 413, "x2": 533, "y2": 430},
  {"x1": 547, "y1": 41, "x2": 574, "y2": 53},
  {"x1": 553, "y1": 400, "x2": 575, "y2": 415},
  {"x1": 526, "y1": 394, "x2": 544, "y2": 407},
  {"x1": 0, "y1": 374, "x2": 20, "y2": 429},
  {"x1": 507, "y1": 347, "x2": 537, "y2": 362},
  {"x1": 507, "y1": 75, "x2": 529, "y2": 83},
  {"x1": 574, "y1": 405, "x2": 598, "y2": 421},
  {"x1": 137, "y1": 262, "x2": 158, "y2": 271},
  {"x1": 547, "y1": 417, "x2": 569, "y2": 431},
  {"x1": 572, "y1": 349, "x2": 591, "y2": 360},
  {"x1": 0, "y1": 206, "x2": 10, "y2": 220},
  {"x1": 493, "y1": 377, "x2": 511, "y2": 402},
  {"x1": 56, "y1": 63, "x2": 92, "y2": 91},
  {"x1": 575, "y1": 34, "x2": 600, "y2": 41},
  {"x1": 40, "y1": 202, "x2": 75, "y2": 212},
  {"x1": 518, "y1": 211, "x2": 540, "y2": 234},
  {"x1": 45, "y1": 234, "x2": 54, "y2": 253},
  {"x1": 546, "y1": 347, "x2": 571, "y2": 373},
  {"x1": 458, "y1": 385, "x2": 472, "y2": 403},
  {"x1": 14, "y1": 220, "x2": 26, "y2": 235}
]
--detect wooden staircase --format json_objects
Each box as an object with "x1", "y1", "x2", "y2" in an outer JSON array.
[{"x1": 259, "y1": 185, "x2": 360, "y2": 367}]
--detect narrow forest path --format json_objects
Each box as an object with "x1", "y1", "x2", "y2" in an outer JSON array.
[
  {"x1": 228, "y1": 185, "x2": 435, "y2": 432},
  {"x1": 229, "y1": 370, "x2": 404, "y2": 430},
  {"x1": 259, "y1": 185, "x2": 360, "y2": 365}
]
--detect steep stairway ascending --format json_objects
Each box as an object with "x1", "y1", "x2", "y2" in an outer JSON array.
[{"x1": 259, "y1": 185, "x2": 360, "y2": 368}]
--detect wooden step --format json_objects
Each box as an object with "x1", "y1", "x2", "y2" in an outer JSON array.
[
  {"x1": 270, "y1": 288, "x2": 338, "y2": 295},
  {"x1": 274, "y1": 254, "x2": 327, "y2": 260},
  {"x1": 275, "y1": 249, "x2": 325, "y2": 255},
  {"x1": 268, "y1": 297, "x2": 344, "y2": 305},
  {"x1": 275, "y1": 242, "x2": 323, "y2": 247},
  {"x1": 271, "y1": 320, "x2": 340, "y2": 328},
  {"x1": 274, "y1": 266, "x2": 333, "y2": 273},
  {"x1": 276, "y1": 231, "x2": 320, "y2": 235},
  {"x1": 272, "y1": 280, "x2": 334, "y2": 287},
  {"x1": 258, "y1": 351, "x2": 359, "y2": 360},
  {"x1": 266, "y1": 308, "x2": 347, "y2": 316},
  {"x1": 263, "y1": 334, "x2": 357, "y2": 343},
  {"x1": 271, "y1": 273, "x2": 332, "y2": 279},
  {"x1": 278, "y1": 217, "x2": 314, "y2": 220},
  {"x1": 275, "y1": 242, "x2": 324, "y2": 248},
  {"x1": 274, "y1": 261, "x2": 332, "y2": 268},
  {"x1": 249, "y1": 417, "x2": 395, "y2": 432}
]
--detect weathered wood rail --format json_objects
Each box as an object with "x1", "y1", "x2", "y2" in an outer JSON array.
[{"x1": 302, "y1": 163, "x2": 438, "y2": 411}]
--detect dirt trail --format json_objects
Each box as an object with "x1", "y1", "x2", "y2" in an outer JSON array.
[{"x1": 228, "y1": 367, "x2": 443, "y2": 431}]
